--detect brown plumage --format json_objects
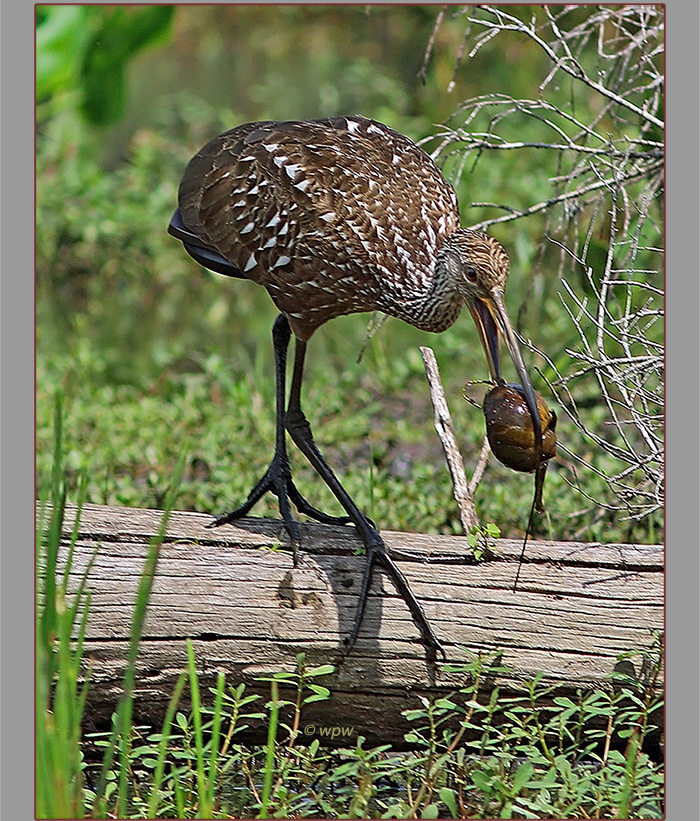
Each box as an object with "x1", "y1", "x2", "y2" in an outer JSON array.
[{"x1": 169, "y1": 115, "x2": 543, "y2": 657}]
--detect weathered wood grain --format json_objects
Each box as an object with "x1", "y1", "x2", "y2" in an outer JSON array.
[{"x1": 47, "y1": 502, "x2": 663, "y2": 746}]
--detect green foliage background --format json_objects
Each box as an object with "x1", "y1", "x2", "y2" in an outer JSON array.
[{"x1": 36, "y1": 5, "x2": 663, "y2": 545}]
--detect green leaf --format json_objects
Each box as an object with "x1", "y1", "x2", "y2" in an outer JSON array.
[
  {"x1": 439, "y1": 787, "x2": 458, "y2": 817},
  {"x1": 305, "y1": 664, "x2": 336, "y2": 677},
  {"x1": 79, "y1": 6, "x2": 174, "y2": 125},
  {"x1": 471, "y1": 769, "x2": 493, "y2": 792},
  {"x1": 403, "y1": 732, "x2": 421, "y2": 744},
  {"x1": 302, "y1": 684, "x2": 331, "y2": 704},
  {"x1": 421, "y1": 802, "x2": 439, "y2": 819},
  {"x1": 36, "y1": 6, "x2": 92, "y2": 102},
  {"x1": 512, "y1": 761, "x2": 535, "y2": 793},
  {"x1": 499, "y1": 798, "x2": 514, "y2": 818},
  {"x1": 434, "y1": 697, "x2": 459, "y2": 711}
]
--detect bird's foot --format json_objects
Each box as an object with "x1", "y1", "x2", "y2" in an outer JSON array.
[
  {"x1": 207, "y1": 453, "x2": 352, "y2": 558},
  {"x1": 345, "y1": 527, "x2": 446, "y2": 660}
]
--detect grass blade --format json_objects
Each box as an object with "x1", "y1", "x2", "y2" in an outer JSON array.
[
  {"x1": 186, "y1": 637, "x2": 208, "y2": 816},
  {"x1": 258, "y1": 679, "x2": 280, "y2": 819},
  {"x1": 93, "y1": 449, "x2": 186, "y2": 816},
  {"x1": 206, "y1": 671, "x2": 226, "y2": 812},
  {"x1": 147, "y1": 671, "x2": 187, "y2": 818}
]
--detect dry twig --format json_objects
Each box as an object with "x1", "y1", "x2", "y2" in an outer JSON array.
[
  {"x1": 423, "y1": 5, "x2": 664, "y2": 522},
  {"x1": 420, "y1": 346, "x2": 479, "y2": 534}
]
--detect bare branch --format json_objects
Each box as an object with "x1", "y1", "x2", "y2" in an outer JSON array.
[
  {"x1": 429, "y1": 6, "x2": 664, "y2": 521},
  {"x1": 474, "y1": 5, "x2": 664, "y2": 129},
  {"x1": 419, "y1": 346, "x2": 479, "y2": 533}
]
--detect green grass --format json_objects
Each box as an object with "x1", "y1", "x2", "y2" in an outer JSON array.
[
  {"x1": 34, "y1": 69, "x2": 665, "y2": 547},
  {"x1": 35, "y1": 316, "x2": 660, "y2": 546}
]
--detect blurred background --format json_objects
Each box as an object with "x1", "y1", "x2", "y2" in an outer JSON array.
[{"x1": 36, "y1": 5, "x2": 664, "y2": 544}]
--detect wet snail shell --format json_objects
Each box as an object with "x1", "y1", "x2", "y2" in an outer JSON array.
[{"x1": 483, "y1": 384, "x2": 557, "y2": 473}]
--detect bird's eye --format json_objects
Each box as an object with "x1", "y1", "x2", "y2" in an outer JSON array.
[{"x1": 464, "y1": 265, "x2": 477, "y2": 282}]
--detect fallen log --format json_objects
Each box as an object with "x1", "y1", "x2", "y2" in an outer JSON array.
[{"x1": 46, "y1": 502, "x2": 663, "y2": 748}]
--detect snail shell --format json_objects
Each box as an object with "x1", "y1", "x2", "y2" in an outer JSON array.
[{"x1": 483, "y1": 384, "x2": 557, "y2": 473}]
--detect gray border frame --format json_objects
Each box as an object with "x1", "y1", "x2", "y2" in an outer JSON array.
[
  {"x1": 3, "y1": 2, "x2": 38, "y2": 819},
  {"x1": 661, "y1": 0, "x2": 700, "y2": 815},
  {"x1": 2, "y1": 3, "x2": 697, "y2": 818}
]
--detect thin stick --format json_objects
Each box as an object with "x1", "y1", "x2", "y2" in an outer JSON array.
[
  {"x1": 420, "y1": 346, "x2": 478, "y2": 533},
  {"x1": 469, "y1": 436, "x2": 492, "y2": 498}
]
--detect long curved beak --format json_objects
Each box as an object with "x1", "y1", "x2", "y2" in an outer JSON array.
[{"x1": 469, "y1": 288, "x2": 543, "y2": 447}]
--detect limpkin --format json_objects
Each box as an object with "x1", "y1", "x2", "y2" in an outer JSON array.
[{"x1": 169, "y1": 115, "x2": 542, "y2": 657}]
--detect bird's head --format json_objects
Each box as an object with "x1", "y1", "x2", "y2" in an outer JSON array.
[{"x1": 439, "y1": 229, "x2": 543, "y2": 447}]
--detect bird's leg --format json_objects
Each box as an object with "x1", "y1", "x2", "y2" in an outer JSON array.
[
  {"x1": 208, "y1": 315, "x2": 350, "y2": 554},
  {"x1": 208, "y1": 314, "x2": 300, "y2": 552},
  {"x1": 285, "y1": 337, "x2": 445, "y2": 658}
]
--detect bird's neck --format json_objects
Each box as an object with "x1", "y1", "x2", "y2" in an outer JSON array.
[
  {"x1": 413, "y1": 230, "x2": 486, "y2": 332},
  {"x1": 392, "y1": 246, "x2": 463, "y2": 333},
  {"x1": 376, "y1": 229, "x2": 482, "y2": 333}
]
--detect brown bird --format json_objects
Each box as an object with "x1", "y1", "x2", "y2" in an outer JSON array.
[{"x1": 169, "y1": 115, "x2": 542, "y2": 657}]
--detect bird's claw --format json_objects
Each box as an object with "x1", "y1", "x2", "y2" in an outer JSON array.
[
  {"x1": 207, "y1": 454, "x2": 352, "y2": 534},
  {"x1": 343, "y1": 534, "x2": 446, "y2": 659}
]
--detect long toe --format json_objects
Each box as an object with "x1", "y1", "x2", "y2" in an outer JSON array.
[
  {"x1": 207, "y1": 456, "x2": 306, "y2": 558},
  {"x1": 288, "y1": 481, "x2": 353, "y2": 526},
  {"x1": 374, "y1": 545, "x2": 446, "y2": 659},
  {"x1": 207, "y1": 463, "x2": 280, "y2": 527}
]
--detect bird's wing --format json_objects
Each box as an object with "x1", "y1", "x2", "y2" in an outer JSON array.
[{"x1": 177, "y1": 117, "x2": 460, "y2": 302}]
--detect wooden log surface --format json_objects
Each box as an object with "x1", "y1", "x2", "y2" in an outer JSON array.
[{"x1": 49, "y1": 502, "x2": 663, "y2": 746}]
